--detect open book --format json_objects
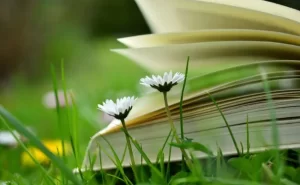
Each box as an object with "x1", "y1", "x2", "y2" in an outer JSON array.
[{"x1": 80, "y1": 0, "x2": 300, "y2": 170}]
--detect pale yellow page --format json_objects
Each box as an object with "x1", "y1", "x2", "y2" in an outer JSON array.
[
  {"x1": 113, "y1": 41, "x2": 300, "y2": 73},
  {"x1": 135, "y1": 0, "x2": 300, "y2": 34},
  {"x1": 118, "y1": 30, "x2": 300, "y2": 48}
]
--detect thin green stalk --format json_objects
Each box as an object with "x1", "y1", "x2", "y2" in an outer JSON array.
[
  {"x1": 120, "y1": 119, "x2": 140, "y2": 183},
  {"x1": 129, "y1": 136, "x2": 164, "y2": 181},
  {"x1": 99, "y1": 147, "x2": 105, "y2": 185},
  {"x1": 70, "y1": 93, "x2": 80, "y2": 162},
  {"x1": 261, "y1": 72, "x2": 281, "y2": 178},
  {"x1": 110, "y1": 142, "x2": 128, "y2": 185},
  {"x1": 216, "y1": 147, "x2": 222, "y2": 177},
  {"x1": 166, "y1": 133, "x2": 175, "y2": 181},
  {"x1": 246, "y1": 115, "x2": 250, "y2": 156},
  {"x1": 156, "y1": 129, "x2": 172, "y2": 164},
  {"x1": 208, "y1": 92, "x2": 241, "y2": 156},
  {"x1": 99, "y1": 138, "x2": 133, "y2": 185},
  {"x1": 162, "y1": 92, "x2": 192, "y2": 169},
  {"x1": 50, "y1": 64, "x2": 66, "y2": 160},
  {"x1": 179, "y1": 56, "x2": 190, "y2": 171},
  {"x1": 163, "y1": 92, "x2": 180, "y2": 142},
  {"x1": 60, "y1": 61, "x2": 83, "y2": 181}
]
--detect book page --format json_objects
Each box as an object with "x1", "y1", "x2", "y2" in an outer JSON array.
[
  {"x1": 118, "y1": 30, "x2": 300, "y2": 48},
  {"x1": 113, "y1": 41, "x2": 300, "y2": 73},
  {"x1": 135, "y1": 0, "x2": 300, "y2": 34},
  {"x1": 92, "y1": 61, "x2": 300, "y2": 137}
]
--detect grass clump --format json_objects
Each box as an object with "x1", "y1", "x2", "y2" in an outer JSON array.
[{"x1": 0, "y1": 59, "x2": 299, "y2": 185}]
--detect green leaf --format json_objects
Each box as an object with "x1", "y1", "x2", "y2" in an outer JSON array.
[{"x1": 170, "y1": 141, "x2": 213, "y2": 156}]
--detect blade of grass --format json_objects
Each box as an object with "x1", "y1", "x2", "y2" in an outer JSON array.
[
  {"x1": 240, "y1": 142, "x2": 244, "y2": 156},
  {"x1": 51, "y1": 63, "x2": 67, "y2": 185},
  {"x1": 88, "y1": 152, "x2": 97, "y2": 173},
  {"x1": 159, "y1": 151, "x2": 165, "y2": 178},
  {"x1": 140, "y1": 145, "x2": 146, "y2": 183},
  {"x1": 98, "y1": 146, "x2": 131, "y2": 185},
  {"x1": 61, "y1": 61, "x2": 77, "y2": 160},
  {"x1": 156, "y1": 129, "x2": 172, "y2": 164},
  {"x1": 0, "y1": 116, "x2": 56, "y2": 185},
  {"x1": 61, "y1": 60, "x2": 82, "y2": 176},
  {"x1": 166, "y1": 133, "x2": 175, "y2": 182},
  {"x1": 260, "y1": 70, "x2": 282, "y2": 178},
  {"x1": 70, "y1": 92, "x2": 81, "y2": 163},
  {"x1": 216, "y1": 146, "x2": 222, "y2": 177},
  {"x1": 110, "y1": 143, "x2": 128, "y2": 185},
  {"x1": 99, "y1": 138, "x2": 133, "y2": 185},
  {"x1": 40, "y1": 164, "x2": 56, "y2": 185},
  {"x1": 190, "y1": 152, "x2": 204, "y2": 182},
  {"x1": 0, "y1": 106, "x2": 82, "y2": 185},
  {"x1": 246, "y1": 115, "x2": 250, "y2": 156},
  {"x1": 179, "y1": 56, "x2": 190, "y2": 171},
  {"x1": 207, "y1": 92, "x2": 241, "y2": 156},
  {"x1": 99, "y1": 146, "x2": 106, "y2": 185},
  {"x1": 129, "y1": 136, "x2": 165, "y2": 182},
  {"x1": 106, "y1": 174, "x2": 127, "y2": 184},
  {"x1": 50, "y1": 64, "x2": 66, "y2": 162}
]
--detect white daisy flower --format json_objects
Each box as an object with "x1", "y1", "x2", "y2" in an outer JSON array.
[
  {"x1": 97, "y1": 96, "x2": 137, "y2": 120},
  {"x1": 140, "y1": 71, "x2": 185, "y2": 92}
]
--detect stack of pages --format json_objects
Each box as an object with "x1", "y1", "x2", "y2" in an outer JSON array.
[{"x1": 82, "y1": 0, "x2": 300, "y2": 170}]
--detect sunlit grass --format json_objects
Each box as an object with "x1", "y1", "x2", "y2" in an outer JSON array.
[{"x1": 0, "y1": 40, "x2": 299, "y2": 185}]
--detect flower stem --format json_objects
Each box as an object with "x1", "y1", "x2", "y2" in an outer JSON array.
[
  {"x1": 121, "y1": 119, "x2": 140, "y2": 183},
  {"x1": 163, "y1": 92, "x2": 180, "y2": 140},
  {"x1": 162, "y1": 92, "x2": 192, "y2": 169}
]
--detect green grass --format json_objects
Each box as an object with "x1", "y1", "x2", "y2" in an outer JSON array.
[{"x1": 0, "y1": 38, "x2": 300, "y2": 185}]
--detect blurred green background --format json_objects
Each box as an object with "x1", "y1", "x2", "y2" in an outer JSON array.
[
  {"x1": 1, "y1": 0, "x2": 300, "y2": 179},
  {"x1": 0, "y1": 0, "x2": 151, "y2": 176}
]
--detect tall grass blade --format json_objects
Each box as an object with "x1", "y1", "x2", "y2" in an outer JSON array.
[
  {"x1": 51, "y1": 63, "x2": 67, "y2": 185},
  {"x1": 0, "y1": 106, "x2": 81, "y2": 185},
  {"x1": 99, "y1": 138, "x2": 133, "y2": 185},
  {"x1": 246, "y1": 115, "x2": 250, "y2": 156},
  {"x1": 179, "y1": 56, "x2": 190, "y2": 171},
  {"x1": 260, "y1": 70, "x2": 282, "y2": 178},
  {"x1": 189, "y1": 153, "x2": 204, "y2": 182},
  {"x1": 99, "y1": 146, "x2": 106, "y2": 185},
  {"x1": 207, "y1": 92, "x2": 241, "y2": 156},
  {"x1": 110, "y1": 143, "x2": 128, "y2": 185},
  {"x1": 129, "y1": 137, "x2": 165, "y2": 183},
  {"x1": 216, "y1": 147, "x2": 222, "y2": 177},
  {"x1": 156, "y1": 129, "x2": 172, "y2": 164},
  {"x1": 70, "y1": 93, "x2": 81, "y2": 160},
  {"x1": 50, "y1": 64, "x2": 66, "y2": 162},
  {"x1": 166, "y1": 133, "x2": 175, "y2": 181},
  {"x1": 159, "y1": 151, "x2": 165, "y2": 178}
]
